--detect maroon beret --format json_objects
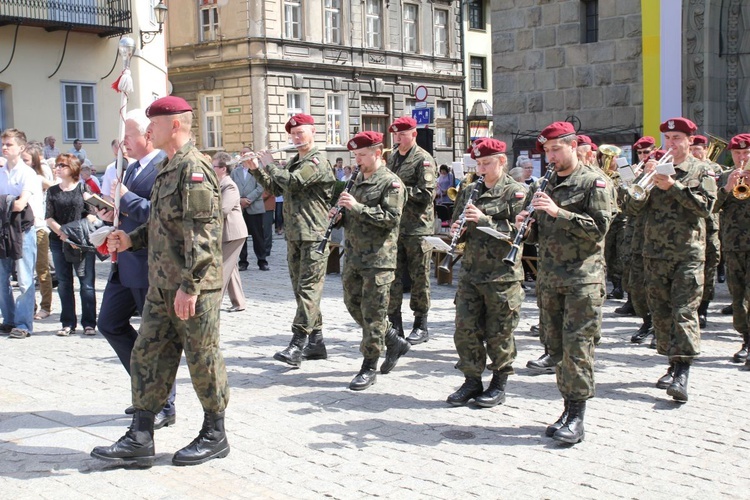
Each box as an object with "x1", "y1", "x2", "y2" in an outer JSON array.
[
  {"x1": 470, "y1": 138, "x2": 507, "y2": 159},
  {"x1": 633, "y1": 136, "x2": 655, "y2": 150},
  {"x1": 651, "y1": 149, "x2": 668, "y2": 161},
  {"x1": 145, "y1": 96, "x2": 192, "y2": 117},
  {"x1": 728, "y1": 133, "x2": 750, "y2": 150},
  {"x1": 389, "y1": 116, "x2": 417, "y2": 133},
  {"x1": 536, "y1": 121, "x2": 576, "y2": 152},
  {"x1": 285, "y1": 113, "x2": 315, "y2": 133},
  {"x1": 347, "y1": 131, "x2": 384, "y2": 151},
  {"x1": 659, "y1": 117, "x2": 697, "y2": 135},
  {"x1": 465, "y1": 137, "x2": 488, "y2": 154},
  {"x1": 692, "y1": 135, "x2": 708, "y2": 146}
]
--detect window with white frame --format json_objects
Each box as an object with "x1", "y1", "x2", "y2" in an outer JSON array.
[
  {"x1": 366, "y1": 0, "x2": 382, "y2": 49},
  {"x1": 199, "y1": 0, "x2": 219, "y2": 42},
  {"x1": 404, "y1": 4, "x2": 418, "y2": 53},
  {"x1": 324, "y1": 0, "x2": 341, "y2": 44},
  {"x1": 326, "y1": 95, "x2": 347, "y2": 146},
  {"x1": 435, "y1": 100, "x2": 451, "y2": 148},
  {"x1": 434, "y1": 9, "x2": 448, "y2": 56},
  {"x1": 202, "y1": 95, "x2": 223, "y2": 149},
  {"x1": 286, "y1": 92, "x2": 308, "y2": 118},
  {"x1": 284, "y1": 0, "x2": 302, "y2": 40},
  {"x1": 62, "y1": 82, "x2": 97, "y2": 141}
]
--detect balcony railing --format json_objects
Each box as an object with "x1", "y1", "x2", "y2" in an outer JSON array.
[{"x1": 0, "y1": 0, "x2": 132, "y2": 38}]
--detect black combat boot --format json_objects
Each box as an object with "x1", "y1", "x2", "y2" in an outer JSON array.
[
  {"x1": 545, "y1": 399, "x2": 569, "y2": 437},
  {"x1": 172, "y1": 411, "x2": 230, "y2": 466},
  {"x1": 697, "y1": 301, "x2": 709, "y2": 329},
  {"x1": 552, "y1": 400, "x2": 586, "y2": 444},
  {"x1": 630, "y1": 315, "x2": 653, "y2": 344},
  {"x1": 90, "y1": 410, "x2": 155, "y2": 467},
  {"x1": 406, "y1": 315, "x2": 429, "y2": 345},
  {"x1": 717, "y1": 261, "x2": 726, "y2": 283},
  {"x1": 614, "y1": 296, "x2": 635, "y2": 316},
  {"x1": 273, "y1": 331, "x2": 307, "y2": 367},
  {"x1": 349, "y1": 358, "x2": 378, "y2": 391},
  {"x1": 301, "y1": 329, "x2": 328, "y2": 360},
  {"x1": 474, "y1": 371, "x2": 508, "y2": 408},
  {"x1": 741, "y1": 359, "x2": 750, "y2": 372},
  {"x1": 667, "y1": 362, "x2": 690, "y2": 402},
  {"x1": 526, "y1": 347, "x2": 556, "y2": 374},
  {"x1": 732, "y1": 332, "x2": 749, "y2": 363},
  {"x1": 388, "y1": 311, "x2": 405, "y2": 338},
  {"x1": 607, "y1": 278, "x2": 624, "y2": 300},
  {"x1": 655, "y1": 363, "x2": 674, "y2": 389},
  {"x1": 722, "y1": 304, "x2": 733, "y2": 315},
  {"x1": 649, "y1": 335, "x2": 657, "y2": 349},
  {"x1": 446, "y1": 377, "x2": 483, "y2": 406},
  {"x1": 380, "y1": 326, "x2": 411, "y2": 374}
]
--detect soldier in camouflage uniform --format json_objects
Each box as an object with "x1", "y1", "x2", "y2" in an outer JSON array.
[
  {"x1": 519, "y1": 122, "x2": 613, "y2": 444},
  {"x1": 333, "y1": 131, "x2": 407, "y2": 390},
  {"x1": 251, "y1": 114, "x2": 336, "y2": 367},
  {"x1": 91, "y1": 96, "x2": 230, "y2": 467},
  {"x1": 713, "y1": 134, "x2": 750, "y2": 369},
  {"x1": 386, "y1": 116, "x2": 437, "y2": 345},
  {"x1": 444, "y1": 139, "x2": 528, "y2": 408},
  {"x1": 629, "y1": 117, "x2": 717, "y2": 403}
]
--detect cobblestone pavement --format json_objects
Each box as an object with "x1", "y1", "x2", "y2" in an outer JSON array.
[{"x1": 1, "y1": 235, "x2": 748, "y2": 499}]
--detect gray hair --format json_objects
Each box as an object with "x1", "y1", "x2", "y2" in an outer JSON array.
[
  {"x1": 516, "y1": 155, "x2": 533, "y2": 169},
  {"x1": 508, "y1": 167, "x2": 525, "y2": 182},
  {"x1": 125, "y1": 109, "x2": 150, "y2": 135}
]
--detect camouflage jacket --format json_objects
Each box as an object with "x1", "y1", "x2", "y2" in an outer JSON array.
[
  {"x1": 629, "y1": 155, "x2": 717, "y2": 261},
  {"x1": 129, "y1": 142, "x2": 223, "y2": 294},
  {"x1": 452, "y1": 174, "x2": 528, "y2": 283},
  {"x1": 704, "y1": 160, "x2": 722, "y2": 231},
  {"x1": 714, "y1": 170, "x2": 750, "y2": 251},
  {"x1": 386, "y1": 144, "x2": 436, "y2": 236},
  {"x1": 527, "y1": 164, "x2": 613, "y2": 287},
  {"x1": 341, "y1": 166, "x2": 405, "y2": 269},
  {"x1": 253, "y1": 147, "x2": 335, "y2": 242}
]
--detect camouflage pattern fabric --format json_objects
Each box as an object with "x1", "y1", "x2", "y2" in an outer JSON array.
[
  {"x1": 620, "y1": 216, "x2": 635, "y2": 291},
  {"x1": 388, "y1": 235, "x2": 432, "y2": 317},
  {"x1": 724, "y1": 252, "x2": 750, "y2": 335},
  {"x1": 343, "y1": 267, "x2": 394, "y2": 359},
  {"x1": 604, "y1": 213, "x2": 626, "y2": 282},
  {"x1": 287, "y1": 240, "x2": 327, "y2": 336}
]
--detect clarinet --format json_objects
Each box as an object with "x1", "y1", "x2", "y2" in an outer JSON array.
[
  {"x1": 315, "y1": 167, "x2": 360, "y2": 255},
  {"x1": 438, "y1": 175, "x2": 485, "y2": 272},
  {"x1": 502, "y1": 165, "x2": 554, "y2": 266}
]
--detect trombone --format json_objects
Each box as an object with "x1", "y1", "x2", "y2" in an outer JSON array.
[
  {"x1": 629, "y1": 148, "x2": 674, "y2": 201},
  {"x1": 227, "y1": 143, "x2": 308, "y2": 166}
]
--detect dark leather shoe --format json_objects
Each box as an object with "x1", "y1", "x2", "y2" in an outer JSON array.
[
  {"x1": 732, "y1": 333, "x2": 749, "y2": 363},
  {"x1": 655, "y1": 363, "x2": 674, "y2": 389},
  {"x1": 530, "y1": 324, "x2": 540, "y2": 335},
  {"x1": 698, "y1": 314, "x2": 707, "y2": 328},
  {"x1": 380, "y1": 328, "x2": 410, "y2": 374},
  {"x1": 614, "y1": 299, "x2": 635, "y2": 316},
  {"x1": 527, "y1": 352, "x2": 556, "y2": 374},
  {"x1": 124, "y1": 405, "x2": 135, "y2": 415},
  {"x1": 259, "y1": 263, "x2": 270, "y2": 271},
  {"x1": 173, "y1": 412, "x2": 230, "y2": 466},
  {"x1": 552, "y1": 401, "x2": 586, "y2": 444},
  {"x1": 474, "y1": 372, "x2": 507, "y2": 408},
  {"x1": 648, "y1": 335, "x2": 657, "y2": 349},
  {"x1": 349, "y1": 359, "x2": 378, "y2": 391},
  {"x1": 717, "y1": 268, "x2": 726, "y2": 283},
  {"x1": 446, "y1": 377, "x2": 483, "y2": 406},
  {"x1": 406, "y1": 315, "x2": 429, "y2": 345},
  {"x1": 273, "y1": 332, "x2": 306, "y2": 367},
  {"x1": 301, "y1": 330, "x2": 327, "y2": 360},
  {"x1": 667, "y1": 362, "x2": 690, "y2": 402},
  {"x1": 545, "y1": 400, "x2": 569, "y2": 437},
  {"x1": 238, "y1": 262, "x2": 248, "y2": 271},
  {"x1": 91, "y1": 410, "x2": 155, "y2": 467},
  {"x1": 722, "y1": 304, "x2": 733, "y2": 315},
  {"x1": 154, "y1": 410, "x2": 176, "y2": 430},
  {"x1": 631, "y1": 319, "x2": 653, "y2": 344},
  {"x1": 740, "y1": 360, "x2": 750, "y2": 372}
]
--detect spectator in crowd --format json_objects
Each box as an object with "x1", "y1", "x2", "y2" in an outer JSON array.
[
  {"x1": 334, "y1": 157, "x2": 345, "y2": 180},
  {"x1": 231, "y1": 146, "x2": 269, "y2": 271},
  {"x1": 262, "y1": 187, "x2": 275, "y2": 258},
  {"x1": 80, "y1": 165, "x2": 101, "y2": 194},
  {"x1": 275, "y1": 194, "x2": 284, "y2": 235},
  {"x1": 435, "y1": 164, "x2": 456, "y2": 205},
  {"x1": 100, "y1": 139, "x2": 132, "y2": 201},
  {"x1": 517, "y1": 155, "x2": 537, "y2": 185},
  {"x1": 43, "y1": 136, "x2": 60, "y2": 160},
  {"x1": 508, "y1": 167, "x2": 525, "y2": 183},
  {"x1": 341, "y1": 166, "x2": 353, "y2": 182},
  {"x1": 68, "y1": 139, "x2": 87, "y2": 162}
]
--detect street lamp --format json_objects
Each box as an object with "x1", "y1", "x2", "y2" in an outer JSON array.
[
  {"x1": 139, "y1": 1, "x2": 168, "y2": 50},
  {"x1": 467, "y1": 99, "x2": 493, "y2": 141}
]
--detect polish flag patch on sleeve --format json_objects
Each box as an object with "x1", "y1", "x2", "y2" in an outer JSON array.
[
  {"x1": 312, "y1": 157, "x2": 320, "y2": 165},
  {"x1": 423, "y1": 161, "x2": 430, "y2": 167},
  {"x1": 595, "y1": 179, "x2": 607, "y2": 188},
  {"x1": 514, "y1": 191, "x2": 526, "y2": 199},
  {"x1": 191, "y1": 172, "x2": 204, "y2": 183}
]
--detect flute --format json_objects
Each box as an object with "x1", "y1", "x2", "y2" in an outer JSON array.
[
  {"x1": 227, "y1": 143, "x2": 308, "y2": 166},
  {"x1": 315, "y1": 166, "x2": 361, "y2": 255}
]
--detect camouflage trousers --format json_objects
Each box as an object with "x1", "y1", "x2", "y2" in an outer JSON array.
[
  {"x1": 131, "y1": 287, "x2": 229, "y2": 414},
  {"x1": 454, "y1": 279, "x2": 523, "y2": 378},
  {"x1": 620, "y1": 223, "x2": 634, "y2": 291},
  {"x1": 703, "y1": 225, "x2": 721, "y2": 302},
  {"x1": 287, "y1": 240, "x2": 328, "y2": 336},
  {"x1": 644, "y1": 258, "x2": 703, "y2": 362},
  {"x1": 604, "y1": 216, "x2": 626, "y2": 282},
  {"x1": 343, "y1": 265, "x2": 394, "y2": 360},
  {"x1": 388, "y1": 235, "x2": 431, "y2": 317},
  {"x1": 539, "y1": 283, "x2": 604, "y2": 401},
  {"x1": 724, "y1": 251, "x2": 750, "y2": 335},
  {"x1": 629, "y1": 253, "x2": 649, "y2": 319}
]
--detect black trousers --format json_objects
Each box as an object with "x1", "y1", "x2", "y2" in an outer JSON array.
[{"x1": 239, "y1": 211, "x2": 268, "y2": 267}]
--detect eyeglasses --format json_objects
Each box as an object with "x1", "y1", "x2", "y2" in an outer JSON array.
[
  {"x1": 54, "y1": 164, "x2": 70, "y2": 169},
  {"x1": 636, "y1": 150, "x2": 652, "y2": 155}
]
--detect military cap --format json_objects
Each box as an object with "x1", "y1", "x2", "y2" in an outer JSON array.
[
  {"x1": 389, "y1": 116, "x2": 417, "y2": 133},
  {"x1": 465, "y1": 137, "x2": 487, "y2": 154},
  {"x1": 692, "y1": 135, "x2": 708, "y2": 146},
  {"x1": 145, "y1": 96, "x2": 192, "y2": 117},
  {"x1": 651, "y1": 149, "x2": 668, "y2": 161},
  {"x1": 347, "y1": 131, "x2": 384, "y2": 150},
  {"x1": 470, "y1": 138, "x2": 506, "y2": 159},
  {"x1": 536, "y1": 121, "x2": 576, "y2": 151},
  {"x1": 285, "y1": 113, "x2": 315, "y2": 133},
  {"x1": 659, "y1": 117, "x2": 697, "y2": 135},
  {"x1": 633, "y1": 136, "x2": 656, "y2": 149},
  {"x1": 728, "y1": 133, "x2": 750, "y2": 150}
]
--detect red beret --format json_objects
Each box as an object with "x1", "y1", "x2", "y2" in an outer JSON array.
[
  {"x1": 145, "y1": 96, "x2": 192, "y2": 117},
  {"x1": 389, "y1": 116, "x2": 417, "y2": 133},
  {"x1": 659, "y1": 117, "x2": 697, "y2": 135},
  {"x1": 536, "y1": 121, "x2": 576, "y2": 152},
  {"x1": 465, "y1": 137, "x2": 487, "y2": 154},
  {"x1": 285, "y1": 113, "x2": 315, "y2": 133},
  {"x1": 633, "y1": 136, "x2": 655, "y2": 150},
  {"x1": 692, "y1": 135, "x2": 708, "y2": 146},
  {"x1": 728, "y1": 133, "x2": 750, "y2": 150},
  {"x1": 470, "y1": 138, "x2": 506, "y2": 159},
  {"x1": 651, "y1": 149, "x2": 668, "y2": 161},
  {"x1": 347, "y1": 131, "x2": 384, "y2": 150},
  {"x1": 577, "y1": 135, "x2": 593, "y2": 146}
]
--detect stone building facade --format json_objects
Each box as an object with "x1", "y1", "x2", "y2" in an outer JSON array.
[{"x1": 166, "y1": 0, "x2": 466, "y2": 165}]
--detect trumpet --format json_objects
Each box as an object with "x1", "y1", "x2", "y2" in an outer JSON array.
[
  {"x1": 438, "y1": 175, "x2": 484, "y2": 273},
  {"x1": 227, "y1": 144, "x2": 308, "y2": 166},
  {"x1": 732, "y1": 159, "x2": 750, "y2": 200},
  {"x1": 503, "y1": 167, "x2": 554, "y2": 267},
  {"x1": 628, "y1": 148, "x2": 674, "y2": 201}
]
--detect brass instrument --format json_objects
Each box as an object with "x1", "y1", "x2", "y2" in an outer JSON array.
[
  {"x1": 438, "y1": 175, "x2": 484, "y2": 272},
  {"x1": 447, "y1": 172, "x2": 476, "y2": 201},
  {"x1": 503, "y1": 167, "x2": 554, "y2": 266},
  {"x1": 732, "y1": 159, "x2": 750, "y2": 200},
  {"x1": 629, "y1": 148, "x2": 674, "y2": 201},
  {"x1": 706, "y1": 133, "x2": 728, "y2": 163},
  {"x1": 599, "y1": 144, "x2": 622, "y2": 177},
  {"x1": 227, "y1": 144, "x2": 308, "y2": 166}
]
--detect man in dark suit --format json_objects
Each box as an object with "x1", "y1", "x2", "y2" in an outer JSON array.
[
  {"x1": 97, "y1": 109, "x2": 176, "y2": 428},
  {"x1": 231, "y1": 146, "x2": 269, "y2": 271}
]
